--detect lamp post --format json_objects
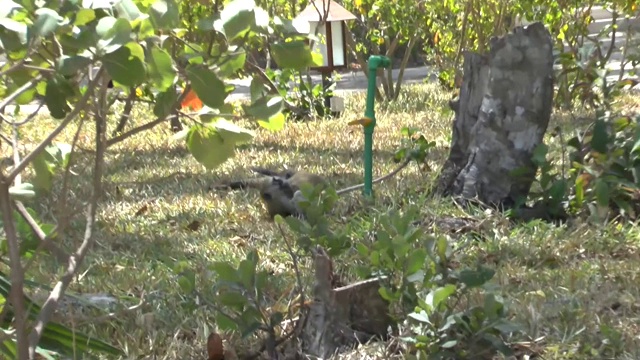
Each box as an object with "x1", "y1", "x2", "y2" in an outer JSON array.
[{"x1": 294, "y1": 0, "x2": 356, "y2": 117}]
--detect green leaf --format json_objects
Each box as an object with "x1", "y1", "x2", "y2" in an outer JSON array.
[
  {"x1": 531, "y1": 143, "x2": 548, "y2": 166},
  {"x1": 458, "y1": 266, "x2": 495, "y2": 288},
  {"x1": 8, "y1": 183, "x2": 35, "y2": 201},
  {"x1": 0, "y1": 339, "x2": 17, "y2": 358},
  {"x1": 249, "y1": 77, "x2": 267, "y2": 101},
  {"x1": 217, "y1": 0, "x2": 256, "y2": 42},
  {"x1": 103, "y1": 42, "x2": 146, "y2": 87},
  {"x1": 186, "y1": 64, "x2": 228, "y2": 109},
  {"x1": 243, "y1": 95, "x2": 283, "y2": 120},
  {"x1": 153, "y1": 88, "x2": 177, "y2": 119},
  {"x1": 74, "y1": 9, "x2": 96, "y2": 26},
  {"x1": 7, "y1": 68, "x2": 36, "y2": 104},
  {"x1": 238, "y1": 256, "x2": 257, "y2": 289},
  {"x1": 213, "y1": 119, "x2": 255, "y2": 144},
  {"x1": 217, "y1": 291, "x2": 248, "y2": 308},
  {"x1": 215, "y1": 312, "x2": 239, "y2": 332},
  {"x1": 492, "y1": 319, "x2": 525, "y2": 334},
  {"x1": 258, "y1": 112, "x2": 285, "y2": 132},
  {"x1": 149, "y1": 0, "x2": 180, "y2": 30},
  {"x1": 0, "y1": 18, "x2": 27, "y2": 53},
  {"x1": 114, "y1": 0, "x2": 142, "y2": 21},
  {"x1": 271, "y1": 41, "x2": 319, "y2": 69},
  {"x1": 44, "y1": 75, "x2": 74, "y2": 119},
  {"x1": 186, "y1": 125, "x2": 236, "y2": 170},
  {"x1": 147, "y1": 46, "x2": 176, "y2": 91},
  {"x1": 406, "y1": 270, "x2": 425, "y2": 283},
  {"x1": 209, "y1": 262, "x2": 239, "y2": 283},
  {"x1": 406, "y1": 248, "x2": 427, "y2": 275},
  {"x1": 31, "y1": 144, "x2": 72, "y2": 191},
  {"x1": 31, "y1": 8, "x2": 62, "y2": 38},
  {"x1": 217, "y1": 50, "x2": 247, "y2": 78},
  {"x1": 425, "y1": 284, "x2": 456, "y2": 309},
  {"x1": 407, "y1": 310, "x2": 429, "y2": 323},
  {"x1": 591, "y1": 119, "x2": 609, "y2": 154},
  {"x1": 57, "y1": 55, "x2": 92, "y2": 76},
  {"x1": 441, "y1": 340, "x2": 457, "y2": 349},
  {"x1": 96, "y1": 17, "x2": 132, "y2": 54},
  {"x1": 177, "y1": 273, "x2": 195, "y2": 293},
  {"x1": 32, "y1": 152, "x2": 55, "y2": 192},
  {"x1": 378, "y1": 286, "x2": 399, "y2": 302},
  {"x1": 594, "y1": 178, "x2": 610, "y2": 208}
]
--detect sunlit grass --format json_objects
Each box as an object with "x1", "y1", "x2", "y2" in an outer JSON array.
[{"x1": 4, "y1": 82, "x2": 640, "y2": 359}]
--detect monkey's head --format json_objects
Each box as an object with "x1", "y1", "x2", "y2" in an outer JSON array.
[
  {"x1": 260, "y1": 177, "x2": 298, "y2": 219},
  {"x1": 261, "y1": 177, "x2": 294, "y2": 200}
]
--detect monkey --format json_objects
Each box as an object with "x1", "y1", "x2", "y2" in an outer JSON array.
[
  {"x1": 211, "y1": 158, "x2": 412, "y2": 220},
  {"x1": 212, "y1": 169, "x2": 328, "y2": 219}
]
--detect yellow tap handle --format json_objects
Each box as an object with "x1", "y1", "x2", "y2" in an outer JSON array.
[{"x1": 348, "y1": 117, "x2": 373, "y2": 127}]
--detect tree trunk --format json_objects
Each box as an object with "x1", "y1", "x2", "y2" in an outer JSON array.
[
  {"x1": 299, "y1": 246, "x2": 394, "y2": 358},
  {"x1": 435, "y1": 22, "x2": 554, "y2": 214}
]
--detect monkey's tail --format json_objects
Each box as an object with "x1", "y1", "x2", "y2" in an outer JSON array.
[
  {"x1": 210, "y1": 178, "x2": 270, "y2": 191},
  {"x1": 250, "y1": 167, "x2": 296, "y2": 179}
]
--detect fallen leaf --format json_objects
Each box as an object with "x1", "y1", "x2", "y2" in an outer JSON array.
[
  {"x1": 207, "y1": 332, "x2": 225, "y2": 360},
  {"x1": 134, "y1": 204, "x2": 149, "y2": 216}
]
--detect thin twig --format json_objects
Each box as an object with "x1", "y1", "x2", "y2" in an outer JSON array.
[
  {"x1": 0, "y1": 100, "x2": 45, "y2": 127},
  {"x1": 276, "y1": 222, "x2": 307, "y2": 336},
  {"x1": 0, "y1": 74, "x2": 43, "y2": 113},
  {"x1": 106, "y1": 115, "x2": 178, "y2": 147},
  {"x1": 55, "y1": 117, "x2": 87, "y2": 241},
  {"x1": 113, "y1": 86, "x2": 137, "y2": 135},
  {"x1": 14, "y1": 202, "x2": 70, "y2": 266}
]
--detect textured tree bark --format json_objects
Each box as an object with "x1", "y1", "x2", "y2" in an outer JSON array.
[
  {"x1": 299, "y1": 247, "x2": 394, "y2": 358},
  {"x1": 435, "y1": 22, "x2": 554, "y2": 217}
]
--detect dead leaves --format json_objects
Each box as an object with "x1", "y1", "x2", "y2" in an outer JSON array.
[
  {"x1": 205, "y1": 332, "x2": 239, "y2": 360},
  {"x1": 207, "y1": 332, "x2": 224, "y2": 360}
]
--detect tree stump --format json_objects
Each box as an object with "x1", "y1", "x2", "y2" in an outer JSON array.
[
  {"x1": 435, "y1": 22, "x2": 554, "y2": 215},
  {"x1": 299, "y1": 246, "x2": 394, "y2": 358}
]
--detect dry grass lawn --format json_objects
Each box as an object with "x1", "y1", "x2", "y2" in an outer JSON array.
[{"x1": 3, "y1": 83, "x2": 640, "y2": 359}]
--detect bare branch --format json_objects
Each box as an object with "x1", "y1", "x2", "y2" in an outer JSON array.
[
  {"x1": 6, "y1": 67, "x2": 105, "y2": 183},
  {"x1": 11, "y1": 124, "x2": 21, "y2": 185},
  {"x1": 106, "y1": 115, "x2": 178, "y2": 148},
  {"x1": 113, "y1": 87, "x2": 137, "y2": 135},
  {"x1": 27, "y1": 72, "x2": 110, "y2": 355},
  {"x1": 0, "y1": 74, "x2": 44, "y2": 113},
  {"x1": 0, "y1": 100, "x2": 46, "y2": 127},
  {"x1": 107, "y1": 84, "x2": 193, "y2": 147},
  {"x1": 0, "y1": 180, "x2": 29, "y2": 359}
]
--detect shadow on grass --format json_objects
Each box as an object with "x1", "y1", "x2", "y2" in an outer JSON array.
[{"x1": 99, "y1": 140, "x2": 450, "y2": 197}]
